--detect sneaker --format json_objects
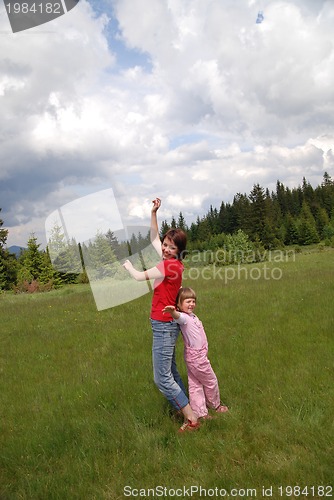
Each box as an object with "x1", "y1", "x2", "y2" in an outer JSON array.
[{"x1": 178, "y1": 419, "x2": 200, "y2": 433}]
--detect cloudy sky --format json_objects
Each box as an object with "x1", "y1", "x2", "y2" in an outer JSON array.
[{"x1": 1, "y1": 0, "x2": 334, "y2": 248}]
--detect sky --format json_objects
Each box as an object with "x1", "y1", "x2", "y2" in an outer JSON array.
[{"x1": 1, "y1": 0, "x2": 334, "y2": 248}]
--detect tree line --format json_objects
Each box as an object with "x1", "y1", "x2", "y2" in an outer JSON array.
[
  {"x1": 1, "y1": 172, "x2": 334, "y2": 292},
  {"x1": 161, "y1": 173, "x2": 334, "y2": 251}
]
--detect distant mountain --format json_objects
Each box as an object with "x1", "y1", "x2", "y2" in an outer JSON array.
[{"x1": 7, "y1": 245, "x2": 26, "y2": 257}]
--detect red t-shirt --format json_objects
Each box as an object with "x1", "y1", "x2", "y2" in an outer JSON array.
[{"x1": 150, "y1": 258, "x2": 184, "y2": 321}]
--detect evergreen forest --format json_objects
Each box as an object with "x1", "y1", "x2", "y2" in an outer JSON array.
[{"x1": 1, "y1": 173, "x2": 334, "y2": 292}]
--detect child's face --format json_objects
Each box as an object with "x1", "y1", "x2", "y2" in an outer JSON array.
[
  {"x1": 180, "y1": 297, "x2": 196, "y2": 314},
  {"x1": 161, "y1": 236, "x2": 178, "y2": 260}
]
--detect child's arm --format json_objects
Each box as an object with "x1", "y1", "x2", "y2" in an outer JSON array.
[
  {"x1": 150, "y1": 198, "x2": 162, "y2": 257},
  {"x1": 162, "y1": 305, "x2": 180, "y2": 320},
  {"x1": 122, "y1": 260, "x2": 163, "y2": 281}
]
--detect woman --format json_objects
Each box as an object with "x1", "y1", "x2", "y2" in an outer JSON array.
[{"x1": 123, "y1": 198, "x2": 199, "y2": 432}]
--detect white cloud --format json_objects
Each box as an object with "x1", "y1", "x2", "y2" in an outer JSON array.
[{"x1": 1, "y1": 0, "x2": 333, "y2": 247}]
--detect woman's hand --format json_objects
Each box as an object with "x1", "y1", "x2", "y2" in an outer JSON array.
[
  {"x1": 151, "y1": 197, "x2": 161, "y2": 213},
  {"x1": 122, "y1": 260, "x2": 133, "y2": 272}
]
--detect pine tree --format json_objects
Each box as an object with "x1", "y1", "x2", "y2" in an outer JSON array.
[
  {"x1": 129, "y1": 233, "x2": 139, "y2": 254},
  {"x1": 196, "y1": 217, "x2": 211, "y2": 242},
  {"x1": 105, "y1": 229, "x2": 122, "y2": 259},
  {"x1": 0, "y1": 254, "x2": 6, "y2": 290},
  {"x1": 0, "y1": 209, "x2": 8, "y2": 250},
  {"x1": 219, "y1": 202, "x2": 236, "y2": 234},
  {"x1": 47, "y1": 222, "x2": 67, "y2": 258},
  {"x1": 320, "y1": 172, "x2": 334, "y2": 217},
  {"x1": 188, "y1": 222, "x2": 199, "y2": 242},
  {"x1": 47, "y1": 223, "x2": 81, "y2": 281},
  {"x1": 0, "y1": 209, "x2": 11, "y2": 290},
  {"x1": 15, "y1": 234, "x2": 49, "y2": 291},
  {"x1": 81, "y1": 231, "x2": 117, "y2": 280},
  {"x1": 297, "y1": 201, "x2": 320, "y2": 245},
  {"x1": 206, "y1": 205, "x2": 220, "y2": 235},
  {"x1": 177, "y1": 212, "x2": 187, "y2": 232},
  {"x1": 275, "y1": 181, "x2": 289, "y2": 216},
  {"x1": 160, "y1": 220, "x2": 170, "y2": 238},
  {"x1": 19, "y1": 234, "x2": 44, "y2": 280},
  {"x1": 39, "y1": 249, "x2": 62, "y2": 288},
  {"x1": 233, "y1": 193, "x2": 250, "y2": 233},
  {"x1": 248, "y1": 184, "x2": 267, "y2": 240},
  {"x1": 316, "y1": 207, "x2": 330, "y2": 237},
  {"x1": 322, "y1": 171, "x2": 333, "y2": 186},
  {"x1": 0, "y1": 250, "x2": 18, "y2": 291},
  {"x1": 291, "y1": 186, "x2": 304, "y2": 216},
  {"x1": 284, "y1": 213, "x2": 299, "y2": 245},
  {"x1": 51, "y1": 237, "x2": 82, "y2": 280}
]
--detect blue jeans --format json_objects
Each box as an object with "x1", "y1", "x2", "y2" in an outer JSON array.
[{"x1": 151, "y1": 319, "x2": 189, "y2": 410}]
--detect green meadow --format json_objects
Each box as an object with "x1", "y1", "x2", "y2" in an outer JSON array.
[{"x1": 0, "y1": 248, "x2": 333, "y2": 499}]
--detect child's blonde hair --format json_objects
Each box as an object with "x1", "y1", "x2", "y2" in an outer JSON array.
[{"x1": 176, "y1": 287, "x2": 197, "y2": 310}]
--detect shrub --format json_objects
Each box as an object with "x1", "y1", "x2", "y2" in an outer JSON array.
[{"x1": 13, "y1": 279, "x2": 55, "y2": 294}]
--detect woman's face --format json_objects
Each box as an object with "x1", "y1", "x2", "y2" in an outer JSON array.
[{"x1": 161, "y1": 236, "x2": 178, "y2": 259}]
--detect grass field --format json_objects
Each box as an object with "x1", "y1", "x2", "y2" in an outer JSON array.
[{"x1": 0, "y1": 248, "x2": 333, "y2": 499}]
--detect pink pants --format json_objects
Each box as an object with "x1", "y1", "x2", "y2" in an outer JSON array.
[{"x1": 185, "y1": 345, "x2": 220, "y2": 418}]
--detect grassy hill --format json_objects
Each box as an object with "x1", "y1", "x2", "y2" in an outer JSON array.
[{"x1": 0, "y1": 248, "x2": 333, "y2": 499}]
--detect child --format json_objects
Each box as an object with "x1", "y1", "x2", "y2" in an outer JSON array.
[
  {"x1": 123, "y1": 199, "x2": 199, "y2": 432},
  {"x1": 163, "y1": 287, "x2": 228, "y2": 421}
]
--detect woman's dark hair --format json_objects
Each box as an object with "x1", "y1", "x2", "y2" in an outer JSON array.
[{"x1": 162, "y1": 228, "x2": 187, "y2": 260}]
